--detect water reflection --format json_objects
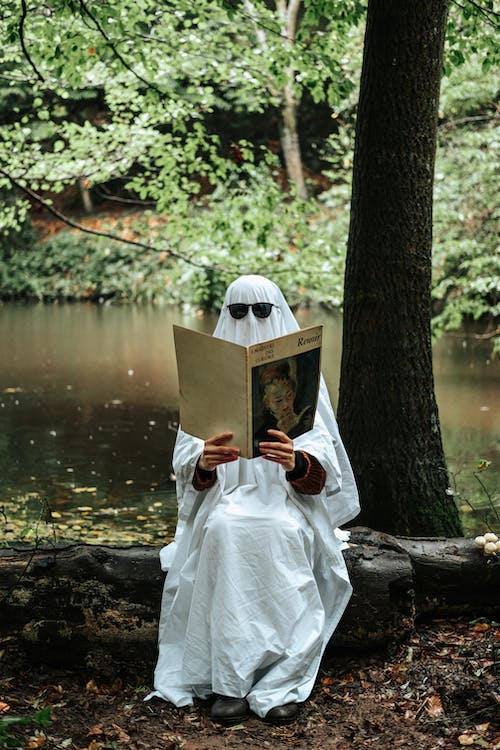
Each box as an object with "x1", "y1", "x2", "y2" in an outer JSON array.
[{"x1": 1, "y1": 303, "x2": 498, "y2": 540}]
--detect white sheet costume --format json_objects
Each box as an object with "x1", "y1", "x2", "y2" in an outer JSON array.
[{"x1": 147, "y1": 275, "x2": 359, "y2": 718}]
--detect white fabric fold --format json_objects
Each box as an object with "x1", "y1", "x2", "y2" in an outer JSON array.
[{"x1": 147, "y1": 275, "x2": 360, "y2": 717}]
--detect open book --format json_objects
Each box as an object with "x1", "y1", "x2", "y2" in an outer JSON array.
[{"x1": 173, "y1": 324, "x2": 322, "y2": 459}]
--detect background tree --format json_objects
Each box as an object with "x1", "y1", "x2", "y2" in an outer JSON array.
[{"x1": 337, "y1": 0, "x2": 463, "y2": 536}]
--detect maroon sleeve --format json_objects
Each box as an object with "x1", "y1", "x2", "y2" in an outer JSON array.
[
  {"x1": 192, "y1": 462, "x2": 217, "y2": 491},
  {"x1": 286, "y1": 450, "x2": 326, "y2": 495}
]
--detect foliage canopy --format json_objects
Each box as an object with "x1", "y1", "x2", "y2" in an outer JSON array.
[{"x1": 0, "y1": 0, "x2": 498, "y2": 347}]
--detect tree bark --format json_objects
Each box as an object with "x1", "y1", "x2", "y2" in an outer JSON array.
[
  {"x1": 244, "y1": 0, "x2": 307, "y2": 197},
  {"x1": 337, "y1": 0, "x2": 462, "y2": 536},
  {"x1": 280, "y1": 92, "x2": 307, "y2": 198},
  {"x1": 78, "y1": 178, "x2": 93, "y2": 213},
  {"x1": 1, "y1": 532, "x2": 498, "y2": 671},
  {"x1": 277, "y1": 0, "x2": 307, "y2": 198}
]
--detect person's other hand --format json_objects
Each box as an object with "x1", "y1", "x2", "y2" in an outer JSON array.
[
  {"x1": 198, "y1": 432, "x2": 240, "y2": 471},
  {"x1": 259, "y1": 429, "x2": 295, "y2": 472}
]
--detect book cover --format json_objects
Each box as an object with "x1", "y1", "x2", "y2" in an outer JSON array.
[{"x1": 173, "y1": 324, "x2": 322, "y2": 459}]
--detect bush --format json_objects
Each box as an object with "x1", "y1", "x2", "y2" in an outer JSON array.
[
  {"x1": 0, "y1": 225, "x2": 177, "y2": 303},
  {"x1": 166, "y1": 160, "x2": 349, "y2": 310},
  {"x1": 433, "y1": 125, "x2": 499, "y2": 351}
]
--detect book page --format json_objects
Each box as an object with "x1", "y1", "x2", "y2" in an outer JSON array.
[
  {"x1": 248, "y1": 326, "x2": 323, "y2": 457},
  {"x1": 173, "y1": 326, "x2": 249, "y2": 451}
]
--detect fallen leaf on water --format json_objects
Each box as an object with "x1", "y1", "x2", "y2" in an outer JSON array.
[
  {"x1": 72, "y1": 487, "x2": 97, "y2": 494},
  {"x1": 477, "y1": 459, "x2": 491, "y2": 471}
]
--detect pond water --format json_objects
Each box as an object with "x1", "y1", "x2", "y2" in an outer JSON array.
[{"x1": 1, "y1": 303, "x2": 498, "y2": 544}]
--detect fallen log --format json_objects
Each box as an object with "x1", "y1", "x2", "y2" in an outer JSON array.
[{"x1": 0, "y1": 527, "x2": 498, "y2": 671}]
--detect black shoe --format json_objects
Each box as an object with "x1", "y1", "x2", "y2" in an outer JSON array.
[
  {"x1": 210, "y1": 695, "x2": 249, "y2": 725},
  {"x1": 264, "y1": 702, "x2": 299, "y2": 725}
]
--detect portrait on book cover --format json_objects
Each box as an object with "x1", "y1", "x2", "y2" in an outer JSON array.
[{"x1": 251, "y1": 348, "x2": 321, "y2": 457}]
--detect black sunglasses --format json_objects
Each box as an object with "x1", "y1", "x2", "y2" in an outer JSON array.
[{"x1": 227, "y1": 303, "x2": 275, "y2": 319}]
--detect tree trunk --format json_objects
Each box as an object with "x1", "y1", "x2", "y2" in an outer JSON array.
[
  {"x1": 78, "y1": 178, "x2": 93, "y2": 213},
  {"x1": 280, "y1": 90, "x2": 307, "y2": 198},
  {"x1": 276, "y1": 0, "x2": 307, "y2": 198},
  {"x1": 337, "y1": 0, "x2": 462, "y2": 536}
]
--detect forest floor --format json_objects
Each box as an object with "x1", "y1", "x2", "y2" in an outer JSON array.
[{"x1": 1, "y1": 617, "x2": 498, "y2": 750}]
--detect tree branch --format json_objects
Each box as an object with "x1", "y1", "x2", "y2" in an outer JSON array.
[
  {"x1": 224, "y1": 0, "x2": 287, "y2": 41},
  {"x1": 0, "y1": 71, "x2": 37, "y2": 84},
  {"x1": 450, "y1": 0, "x2": 500, "y2": 27},
  {"x1": 436, "y1": 326, "x2": 500, "y2": 340},
  {"x1": 463, "y1": 0, "x2": 500, "y2": 19},
  {"x1": 0, "y1": 168, "x2": 227, "y2": 273},
  {"x1": 19, "y1": 0, "x2": 46, "y2": 82},
  {"x1": 95, "y1": 187, "x2": 157, "y2": 207},
  {"x1": 438, "y1": 113, "x2": 499, "y2": 130},
  {"x1": 243, "y1": 0, "x2": 280, "y2": 98},
  {"x1": 76, "y1": 0, "x2": 164, "y2": 97},
  {"x1": 223, "y1": 0, "x2": 332, "y2": 72}
]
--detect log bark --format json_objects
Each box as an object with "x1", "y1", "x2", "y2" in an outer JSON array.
[{"x1": 1, "y1": 528, "x2": 498, "y2": 672}]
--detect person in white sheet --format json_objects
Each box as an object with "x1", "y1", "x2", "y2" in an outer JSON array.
[{"x1": 146, "y1": 275, "x2": 360, "y2": 725}]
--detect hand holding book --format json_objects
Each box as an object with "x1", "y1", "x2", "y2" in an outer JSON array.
[
  {"x1": 197, "y1": 428, "x2": 295, "y2": 473},
  {"x1": 197, "y1": 431, "x2": 240, "y2": 471},
  {"x1": 258, "y1": 429, "x2": 296, "y2": 472}
]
